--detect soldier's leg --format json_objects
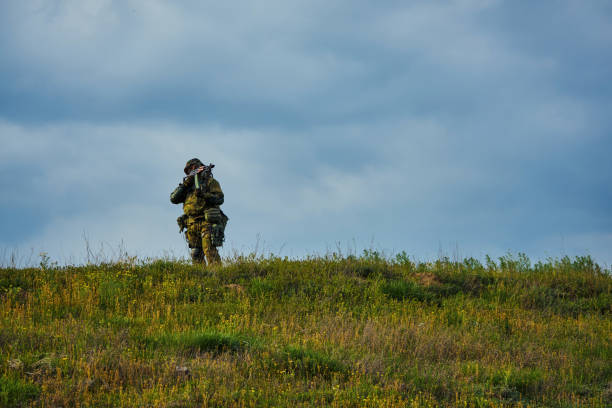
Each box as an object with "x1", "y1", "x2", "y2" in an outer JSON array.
[
  {"x1": 190, "y1": 247, "x2": 205, "y2": 264},
  {"x1": 201, "y1": 223, "x2": 221, "y2": 265},
  {"x1": 186, "y1": 225, "x2": 205, "y2": 264}
]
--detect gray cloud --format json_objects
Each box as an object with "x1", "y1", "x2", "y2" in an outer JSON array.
[
  {"x1": 4, "y1": 0, "x2": 607, "y2": 125},
  {"x1": 1, "y1": 1, "x2": 611, "y2": 265}
]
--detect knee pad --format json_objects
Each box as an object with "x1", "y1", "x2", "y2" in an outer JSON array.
[{"x1": 190, "y1": 247, "x2": 204, "y2": 262}]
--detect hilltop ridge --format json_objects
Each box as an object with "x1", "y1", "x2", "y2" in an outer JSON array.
[{"x1": 1, "y1": 253, "x2": 611, "y2": 407}]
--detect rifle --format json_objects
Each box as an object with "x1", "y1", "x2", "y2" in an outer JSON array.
[{"x1": 185, "y1": 163, "x2": 214, "y2": 192}]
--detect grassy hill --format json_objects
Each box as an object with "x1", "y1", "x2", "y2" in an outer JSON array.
[{"x1": 1, "y1": 252, "x2": 611, "y2": 407}]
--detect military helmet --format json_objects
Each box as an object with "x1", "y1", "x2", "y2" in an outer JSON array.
[{"x1": 184, "y1": 158, "x2": 204, "y2": 174}]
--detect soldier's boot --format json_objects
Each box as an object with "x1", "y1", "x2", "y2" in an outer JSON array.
[
  {"x1": 202, "y1": 230, "x2": 221, "y2": 265},
  {"x1": 190, "y1": 247, "x2": 205, "y2": 264}
]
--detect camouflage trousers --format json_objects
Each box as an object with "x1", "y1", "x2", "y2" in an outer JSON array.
[{"x1": 185, "y1": 218, "x2": 221, "y2": 266}]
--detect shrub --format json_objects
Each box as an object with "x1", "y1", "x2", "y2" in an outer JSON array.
[
  {"x1": 381, "y1": 280, "x2": 434, "y2": 302},
  {"x1": 146, "y1": 331, "x2": 256, "y2": 355}
]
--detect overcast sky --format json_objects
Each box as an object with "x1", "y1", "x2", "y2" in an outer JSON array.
[{"x1": 1, "y1": 0, "x2": 611, "y2": 266}]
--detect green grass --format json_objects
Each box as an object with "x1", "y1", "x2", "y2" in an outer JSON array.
[
  {"x1": 0, "y1": 252, "x2": 610, "y2": 407},
  {"x1": 145, "y1": 331, "x2": 259, "y2": 355},
  {"x1": 271, "y1": 345, "x2": 347, "y2": 380},
  {"x1": 0, "y1": 375, "x2": 40, "y2": 407}
]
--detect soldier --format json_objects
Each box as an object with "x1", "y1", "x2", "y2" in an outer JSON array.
[{"x1": 170, "y1": 158, "x2": 228, "y2": 265}]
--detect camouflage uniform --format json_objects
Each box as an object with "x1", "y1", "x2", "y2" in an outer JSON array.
[{"x1": 170, "y1": 159, "x2": 228, "y2": 265}]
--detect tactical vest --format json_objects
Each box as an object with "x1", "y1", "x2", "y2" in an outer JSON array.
[{"x1": 182, "y1": 177, "x2": 223, "y2": 218}]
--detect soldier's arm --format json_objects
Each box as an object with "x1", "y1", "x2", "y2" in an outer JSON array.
[
  {"x1": 170, "y1": 182, "x2": 189, "y2": 204},
  {"x1": 203, "y1": 178, "x2": 224, "y2": 205}
]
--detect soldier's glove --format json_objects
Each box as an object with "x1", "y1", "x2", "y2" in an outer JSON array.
[
  {"x1": 202, "y1": 192, "x2": 222, "y2": 205},
  {"x1": 177, "y1": 214, "x2": 188, "y2": 233},
  {"x1": 182, "y1": 175, "x2": 194, "y2": 188}
]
